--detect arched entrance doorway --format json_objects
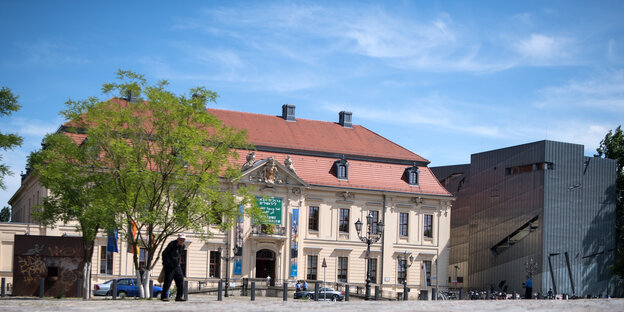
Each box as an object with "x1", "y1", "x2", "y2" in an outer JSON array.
[{"x1": 255, "y1": 249, "x2": 276, "y2": 286}]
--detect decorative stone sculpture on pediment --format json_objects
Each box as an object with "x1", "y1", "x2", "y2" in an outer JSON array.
[
  {"x1": 284, "y1": 155, "x2": 296, "y2": 173},
  {"x1": 338, "y1": 191, "x2": 354, "y2": 200},
  {"x1": 242, "y1": 151, "x2": 256, "y2": 171}
]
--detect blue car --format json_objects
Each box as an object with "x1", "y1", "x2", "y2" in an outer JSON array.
[{"x1": 94, "y1": 278, "x2": 163, "y2": 298}]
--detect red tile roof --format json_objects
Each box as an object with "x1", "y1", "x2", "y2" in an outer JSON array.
[
  {"x1": 233, "y1": 151, "x2": 451, "y2": 196},
  {"x1": 206, "y1": 108, "x2": 429, "y2": 163}
]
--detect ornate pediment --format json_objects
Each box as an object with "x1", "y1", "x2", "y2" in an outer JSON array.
[{"x1": 241, "y1": 156, "x2": 308, "y2": 187}]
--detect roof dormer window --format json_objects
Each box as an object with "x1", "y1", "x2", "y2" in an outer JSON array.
[
  {"x1": 404, "y1": 164, "x2": 419, "y2": 186},
  {"x1": 334, "y1": 157, "x2": 349, "y2": 180}
]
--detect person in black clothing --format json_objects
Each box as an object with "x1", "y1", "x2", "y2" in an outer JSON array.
[{"x1": 161, "y1": 233, "x2": 186, "y2": 302}]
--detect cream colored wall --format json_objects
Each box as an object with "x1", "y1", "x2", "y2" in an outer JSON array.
[
  {"x1": 8, "y1": 174, "x2": 48, "y2": 223},
  {"x1": 2, "y1": 174, "x2": 452, "y2": 298}
]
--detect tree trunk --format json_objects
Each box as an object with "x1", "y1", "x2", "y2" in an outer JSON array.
[
  {"x1": 81, "y1": 238, "x2": 96, "y2": 300},
  {"x1": 143, "y1": 269, "x2": 152, "y2": 299},
  {"x1": 82, "y1": 262, "x2": 92, "y2": 299}
]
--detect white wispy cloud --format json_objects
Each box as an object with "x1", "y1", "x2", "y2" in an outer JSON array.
[
  {"x1": 17, "y1": 40, "x2": 90, "y2": 66},
  {"x1": 320, "y1": 94, "x2": 503, "y2": 138},
  {"x1": 536, "y1": 70, "x2": 624, "y2": 112},
  {"x1": 514, "y1": 34, "x2": 571, "y2": 60}
]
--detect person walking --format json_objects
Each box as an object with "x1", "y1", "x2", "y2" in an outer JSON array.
[
  {"x1": 524, "y1": 276, "x2": 533, "y2": 299},
  {"x1": 161, "y1": 233, "x2": 186, "y2": 302}
]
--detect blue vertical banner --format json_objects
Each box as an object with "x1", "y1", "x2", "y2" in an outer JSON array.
[
  {"x1": 290, "y1": 208, "x2": 299, "y2": 277},
  {"x1": 233, "y1": 205, "x2": 243, "y2": 275},
  {"x1": 107, "y1": 229, "x2": 118, "y2": 253}
]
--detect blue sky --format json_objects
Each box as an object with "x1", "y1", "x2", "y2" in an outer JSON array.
[{"x1": 1, "y1": 1, "x2": 623, "y2": 207}]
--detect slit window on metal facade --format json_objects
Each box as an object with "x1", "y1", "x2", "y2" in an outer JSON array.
[
  {"x1": 307, "y1": 255, "x2": 318, "y2": 280},
  {"x1": 424, "y1": 214, "x2": 433, "y2": 238},
  {"x1": 308, "y1": 206, "x2": 319, "y2": 231},
  {"x1": 368, "y1": 258, "x2": 377, "y2": 284},
  {"x1": 399, "y1": 213, "x2": 409, "y2": 237},
  {"x1": 491, "y1": 215, "x2": 539, "y2": 256},
  {"x1": 505, "y1": 162, "x2": 554, "y2": 176},
  {"x1": 209, "y1": 250, "x2": 221, "y2": 278},
  {"x1": 339, "y1": 208, "x2": 349, "y2": 233},
  {"x1": 397, "y1": 259, "x2": 407, "y2": 284},
  {"x1": 338, "y1": 257, "x2": 348, "y2": 282}
]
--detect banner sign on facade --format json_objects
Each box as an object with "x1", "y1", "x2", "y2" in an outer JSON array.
[
  {"x1": 234, "y1": 205, "x2": 244, "y2": 275},
  {"x1": 290, "y1": 208, "x2": 299, "y2": 277},
  {"x1": 255, "y1": 196, "x2": 283, "y2": 225}
]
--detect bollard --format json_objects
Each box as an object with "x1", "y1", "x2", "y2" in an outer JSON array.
[
  {"x1": 432, "y1": 288, "x2": 437, "y2": 301},
  {"x1": 345, "y1": 284, "x2": 349, "y2": 301},
  {"x1": 243, "y1": 278, "x2": 248, "y2": 296},
  {"x1": 77, "y1": 278, "x2": 82, "y2": 298},
  {"x1": 184, "y1": 280, "x2": 188, "y2": 301},
  {"x1": 283, "y1": 281, "x2": 288, "y2": 301},
  {"x1": 2, "y1": 277, "x2": 5, "y2": 297},
  {"x1": 314, "y1": 282, "x2": 319, "y2": 301},
  {"x1": 459, "y1": 288, "x2": 463, "y2": 300},
  {"x1": 251, "y1": 281, "x2": 256, "y2": 301},
  {"x1": 403, "y1": 283, "x2": 408, "y2": 301},
  {"x1": 149, "y1": 280, "x2": 154, "y2": 299},
  {"x1": 40, "y1": 278, "x2": 45, "y2": 298},
  {"x1": 112, "y1": 279, "x2": 117, "y2": 299},
  {"x1": 374, "y1": 285, "x2": 380, "y2": 300},
  {"x1": 218, "y1": 281, "x2": 223, "y2": 301}
]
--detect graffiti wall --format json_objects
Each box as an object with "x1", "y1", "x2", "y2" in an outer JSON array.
[{"x1": 12, "y1": 235, "x2": 84, "y2": 297}]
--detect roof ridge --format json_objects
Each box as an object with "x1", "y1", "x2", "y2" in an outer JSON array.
[
  {"x1": 206, "y1": 106, "x2": 348, "y2": 126},
  {"x1": 358, "y1": 125, "x2": 430, "y2": 164}
]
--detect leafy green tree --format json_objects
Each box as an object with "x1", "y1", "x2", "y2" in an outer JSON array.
[
  {"x1": 0, "y1": 206, "x2": 10, "y2": 222},
  {"x1": 30, "y1": 131, "x2": 116, "y2": 299},
  {"x1": 59, "y1": 70, "x2": 261, "y2": 298},
  {"x1": 596, "y1": 125, "x2": 624, "y2": 278},
  {"x1": 0, "y1": 86, "x2": 23, "y2": 189}
]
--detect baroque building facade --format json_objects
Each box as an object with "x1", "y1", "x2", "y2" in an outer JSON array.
[{"x1": 4, "y1": 102, "x2": 452, "y2": 298}]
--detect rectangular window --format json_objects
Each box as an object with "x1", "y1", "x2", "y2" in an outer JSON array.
[
  {"x1": 338, "y1": 165, "x2": 347, "y2": 179},
  {"x1": 209, "y1": 250, "x2": 221, "y2": 278},
  {"x1": 399, "y1": 213, "x2": 409, "y2": 237},
  {"x1": 368, "y1": 258, "x2": 377, "y2": 284},
  {"x1": 99, "y1": 246, "x2": 113, "y2": 274},
  {"x1": 424, "y1": 260, "x2": 432, "y2": 286},
  {"x1": 337, "y1": 257, "x2": 348, "y2": 282},
  {"x1": 398, "y1": 259, "x2": 407, "y2": 284},
  {"x1": 307, "y1": 255, "x2": 318, "y2": 280},
  {"x1": 370, "y1": 210, "x2": 379, "y2": 234},
  {"x1": 339, "y1": 208, "x2": 349, "y2": 233},
  {"x1": 139, "y1": 248, "x2": 148, "y2": 268},
  {"x1": 308, "y1": 206, "x2": 319, "y2": 231},
  {"x1": 424, "y1": 214, "x2": 433, "y2": 238}
]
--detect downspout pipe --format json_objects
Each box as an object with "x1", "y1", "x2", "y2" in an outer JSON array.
[{"x1": 380, "y1": 194, "x2": 386, "y2": 286}]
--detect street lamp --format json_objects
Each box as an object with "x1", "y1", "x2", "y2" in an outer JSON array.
[
  {"x1": 218, "y1": 244, "x2": 236, "y2": 297},
  {"x1": 398, "y1": 251, "x2": 414, "y2": 300},
  {"x1": 355, "y1": 212, "x2": 384, "y2": 300}
]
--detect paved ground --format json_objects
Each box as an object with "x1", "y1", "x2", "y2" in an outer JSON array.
[{"x1": 0, "y1": 294, "x2": 622, "y2": 312}]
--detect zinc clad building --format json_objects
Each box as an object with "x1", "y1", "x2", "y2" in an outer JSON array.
[{"x1": 432, "y1": 140, "x2": 617, "y2": 297}]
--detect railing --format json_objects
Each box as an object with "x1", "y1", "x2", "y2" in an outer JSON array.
[{"x1": 250, "y1": 224, "x2": 287, "y2": 237}]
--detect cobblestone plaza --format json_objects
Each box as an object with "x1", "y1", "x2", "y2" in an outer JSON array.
[{"x1": 0, "y1": 294, "x2": 622, "y2": 312}]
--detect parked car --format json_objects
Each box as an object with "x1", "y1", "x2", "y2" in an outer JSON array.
[
  {"x1": 93, "y1": 278, "x2": 163, "y2": 298},
  {"x1": 294, "y1": 287, "x2": 344, "y2": 301}
]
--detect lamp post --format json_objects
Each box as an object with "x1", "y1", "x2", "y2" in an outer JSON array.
[
  {"x1": 218, "y1": 244, "x2": 236, "y2": 297},
  {"x1": 398, "y1": 251, "x2": 414, "y2": 300},
  {"x1": 355, "y1": 212, "x2": 384, "y2": 301}
]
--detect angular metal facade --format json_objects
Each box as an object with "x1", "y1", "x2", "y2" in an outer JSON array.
[{"x1": 433, "y1": 140, "x2": 617, "y2": 297}]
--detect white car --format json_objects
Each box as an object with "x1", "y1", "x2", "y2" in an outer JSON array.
[{"x1": 93, "y1": 279, "x2": 113, "y2": 296}]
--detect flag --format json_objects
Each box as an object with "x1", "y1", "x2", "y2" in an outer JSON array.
[
  {"x1": 128, "y1": 220, "x2": 139, "y2": 254},
  {"x1": 107, "y1": 229, "x2": 118, "y2": 253}
]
